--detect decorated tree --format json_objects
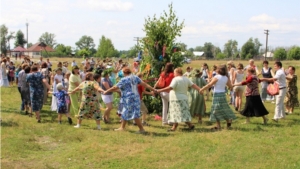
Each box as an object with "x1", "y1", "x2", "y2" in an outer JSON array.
[
  {"x1": 140, "y1": 3, "x2": 184, "y2": 77},
  {"x1": 139, "y1": 3, "x2": 185, "y2": 114}
]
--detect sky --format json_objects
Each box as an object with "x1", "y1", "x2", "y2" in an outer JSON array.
[{"x1": 1, "y1": 0, "x2": 300, "y2": 51}]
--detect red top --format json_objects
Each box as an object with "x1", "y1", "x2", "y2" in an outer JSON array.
[
  {"x1": 241, "y1": 75, "x2": 261, "y2": 96},
  {"x1": 137, "y1": 84, "x2": 144, "y2": 100},
  {"x1": 160, "y1": 72, "x2": 174, "y2": 87},
  {"x1": 160, "y1": 72, "x2": 174, "y2": 93}
]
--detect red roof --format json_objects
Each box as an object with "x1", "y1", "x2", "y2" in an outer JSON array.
[
  {"x1": 26, "y1": 42, "x2": 55, "y2": 52},
  {"x1": 12, "y1": 46, "x2": 26, "y2": 52}
]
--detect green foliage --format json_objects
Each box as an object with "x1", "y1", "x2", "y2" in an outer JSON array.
[
  {"x1": 140, "y1": 3, "x2": 184, "y2": 114},
  {"x1": 273, "y1": 48, "x2": 287, "y2": 60},
  {"x1": 141, "y1": 3, "x2": 184, "y2": 77},
  {"x1": 241, "y1": 38, "x2": 262, "y2": 59},
  {"x1": 76, "y1": 48, "x2": 92, "y2": 58},
  {"x1": 287, "y1": 46, "x2": 300, "y2": 60},
  {"x1": 55, "y1": 44, "x2": 72, "y2": 56},
  {"x1": 14, "y1": 30, "x2": 27, "y2": 48},
  {"x1": 223, "y1": 39, "x2": 238, "y2": 58},
  {"x1": 39, "y1": 32, "x2": 56, "y2": 48},
  {"x1": 216, "y1": 52, "x2": 226, "y2": 59},
  {"x1": 75, "y1": 35, "x2": 95, "y2": 51},
  {"x1": 0, "y1": 24, "x2": 8, "y2": 55},
  {"x1": 27, "y1": 42, "x2": 33, "y2": 48},
  {"x1": 194, "y1": 46, "x2": 203, "y2": 51},
  {"x1": 95, "y1": 35, "x2": 119, "y2": 58},
  {"x1": 202, "y1": 42, "x2": 215, "y2": 59}
]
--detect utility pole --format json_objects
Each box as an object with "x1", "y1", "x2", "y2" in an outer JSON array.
[
  {"x1": 133, "y1": 37, "x2": 143, "y2": 46},
  {"x1": 26, "y1": 20, "x2": 29, "y2": 49},
  {"x1": 264, "y1": 29, "x2": 269, "y2": 61}
]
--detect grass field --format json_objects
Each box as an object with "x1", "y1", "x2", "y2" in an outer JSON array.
[{"x1": 1, "y1": 59, "x2": 300, "y2": 169}]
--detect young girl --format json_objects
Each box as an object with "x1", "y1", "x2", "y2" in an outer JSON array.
[
  {"x1": 51, "y1": 68, "x2": 63, "y2": 111},
  {"x1": 232, "y1": 63, "x2": 245, "y2": 111},
  {"x1": 49, "y1": 83, "x2": 73, "y2": 124}
]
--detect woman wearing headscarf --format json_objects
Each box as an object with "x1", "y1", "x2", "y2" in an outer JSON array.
[
  {"x1": 157, "y1": 68, "x2": 202, "y2": 132},
  {"x1": 188, "y1": 69, "x2": 207, "y2": 123}
]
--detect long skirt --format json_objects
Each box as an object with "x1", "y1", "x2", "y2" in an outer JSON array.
[
  {"x1": 210, "y1": 92, "x2": 236, "y2": 122},
  {"x1": 42, "y1": 82, "x2": 48, "y2": 104},
  {"x1": 69, "y1": 92, "x2": 80, "y2": 116},
  {"x1": 188, "y1": 89, "x2": 205, "y2": 116},
  {"x1": 241, "y1": 95, "x2": 269, "y2": 117},
  {"x1": 168, "y1": 99, "x2": 191, "y2": 123}
]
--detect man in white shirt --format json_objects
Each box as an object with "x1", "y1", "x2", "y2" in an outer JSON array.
[{"x1": 260, "y1": 61, "x2": 286, "y2": 122}]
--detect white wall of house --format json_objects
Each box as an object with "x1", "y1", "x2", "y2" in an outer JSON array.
[{"x1": 28, "y1": 52, "x2": 42, "y2": 58}]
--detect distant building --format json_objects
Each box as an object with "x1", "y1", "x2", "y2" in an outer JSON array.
[
  {"x1": 262, "y1": 52, "x2": 274, "y2": 58},
  {"x1": 193, "y1": 51, "x2": 204, "y2": 57},
  {"x1": 11, "y1": 46, "x2": 26, "y2": 57},
  {"x1": 26, "y1": 42, "x2": 55, "y2": 58}
]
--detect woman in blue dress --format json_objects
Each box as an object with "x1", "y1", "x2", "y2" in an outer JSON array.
[
  {"x1": 26, "y1": 65, "x2": 50, "y2": 122},
  {"x1": 103, "y1": 67, "x2": 156, "y2": 133}
]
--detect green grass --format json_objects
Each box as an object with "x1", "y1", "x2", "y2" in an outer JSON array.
[{"x1": 1, "y1": 60, "x2": 300, "y2": 169}]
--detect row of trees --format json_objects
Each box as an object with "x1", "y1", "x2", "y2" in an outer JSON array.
[{"x1": 1, "y1": 23, "x2": 300, "y2": 60}]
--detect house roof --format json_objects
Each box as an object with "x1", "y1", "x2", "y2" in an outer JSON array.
[
  {"x1": 12, "y1": 46, "x2": 26, "y2": 52},
  {"x1": 26, "y1": 42, "x2": 55, "y2": 52}
]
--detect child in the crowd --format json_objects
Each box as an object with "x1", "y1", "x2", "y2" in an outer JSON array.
[
  {"x1": 64, "y1": 72, "x2": 71, "y2": 114},
  {"x1": 15, "y1": 64, "x2": 21, "y2": 85},
  {"x1": 48, "y1": 83, "x2": 73, "y2": 125},
  {"x1": 134, "y1": 72, "x2": 154, "y2": 126}
]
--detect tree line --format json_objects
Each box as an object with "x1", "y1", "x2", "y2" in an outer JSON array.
[{"x1": 1, "y1": 24, "x2": 299, "y2": 60}]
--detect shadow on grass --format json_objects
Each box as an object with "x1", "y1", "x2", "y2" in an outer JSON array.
[
  {"x1": 1, "y1": 119, "x2": 19, "y2": 127},
  {"x1": 127, "y1": 130, "x2": 173, "y2": 137}
]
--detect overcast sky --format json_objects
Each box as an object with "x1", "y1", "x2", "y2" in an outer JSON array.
[{"x1": 1, "y1": 0, "x2": 300, "y2": 50}]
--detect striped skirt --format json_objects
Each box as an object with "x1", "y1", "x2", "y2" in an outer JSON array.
[{"x1": 210, "y1": 92, "x2": 236, "y2": 122}]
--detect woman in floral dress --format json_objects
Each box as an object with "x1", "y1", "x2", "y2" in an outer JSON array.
[
  {"x1": 284, "y1": 66, "x2": 299, "y2": 114},
  {"x1": 70, "y1": 73, "x2": 105, "y2": 130},
  {"x1": 26, "y1": 65, "x2": 50, "y2": 122},
  {"x1": 158, "y1": 68, "x2": 202, "y2": 132},
  {"x1": 103, "y1": 67, "x2": 156, "y2": 133}
]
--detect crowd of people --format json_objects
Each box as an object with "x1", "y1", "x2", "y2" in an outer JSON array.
[{"x1": 0, "y1": 55, "x2": 299, "y2": 133}]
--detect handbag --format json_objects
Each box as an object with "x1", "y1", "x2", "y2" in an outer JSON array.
[
  {"x1": 267, "y1": 82, "x2": 279, "y2": 96},
  {"x1": 157, "y1": 74, "x2": 166, "y2": 88}
]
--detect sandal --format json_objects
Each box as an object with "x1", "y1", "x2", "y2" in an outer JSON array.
[
  {"x1": 188, "y1": 125, "x2": 195, "y2": 130},
  {"x1": 211, "y1": 126, "x2": 221, "y2": 131},
  {"x1": 167, "y1": 128, "x2": 176, "y2": 132}
]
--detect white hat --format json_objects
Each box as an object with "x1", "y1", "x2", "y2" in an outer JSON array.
[{"x1": 56, "y1": 83, "x2": 64, "y2": 91}]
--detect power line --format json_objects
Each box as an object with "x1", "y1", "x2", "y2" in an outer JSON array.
[{"x1": 264, "y1": 29, "x2": 269, "y2": 61}]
